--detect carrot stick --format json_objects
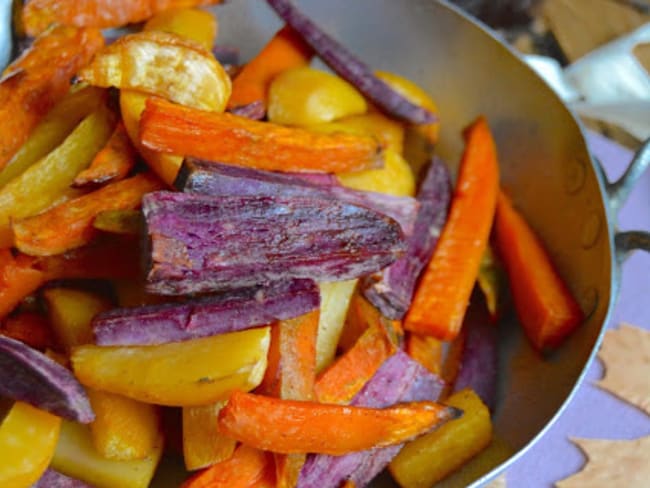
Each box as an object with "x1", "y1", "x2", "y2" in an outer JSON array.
[
  {"x1": 73, "y1": 123, "x2": 137, "y2": 188},
  {"x1": 21, "y1": 0, "x2": 224, "y2": 36},
  {"x1": 228, "y1": 25, "x2": 312, "y2": 110},
  {"x1": 139, "y1": 97, "x2": 385, "y2": 174},
  {"x1": 13, "y1": 172, "x2": 163, "y2": 256},
  {"x1": 181, "y1": 444, "x2": 274, "y2": 488},
  {"x1": 258, "y1": 309, "x2": 318, "y2": 488},
  {"x1": 315, "y1": 324, "x2": 397, "y2": 405},
  {"x1": 404, "y1": 117, "x2": 499, "y2": 340},
  {"x1": 0, "y1": 25, "x2": 104, "y2": 170},
  {"x1": 0, "y1": 250, "x2": 46, "y2": 319},
  {"x1": 494, "y1": 190, "x2": 584, "y2": 350},
  {"x1": 405, "y1": 333, "x2": 443, "y2": 376},
  {"x1": 218, "y1": 390, "x2": 460, "y2": 455},
  {"x1": 0, "y1": 311, "x2": 54, "y2": 350}
]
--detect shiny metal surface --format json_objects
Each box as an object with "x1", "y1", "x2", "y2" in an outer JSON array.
[{"x1": 216, "y1": 1, "x2": 616, "y2": 486}]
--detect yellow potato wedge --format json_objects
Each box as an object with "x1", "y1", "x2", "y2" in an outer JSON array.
[
  {"x1": 79, "y1": 31, "x2": 231, "y2": 112},
  {"x1": 51, "y1": 420, "x2": 163, "y2": 488},
  {"x1": 389, "y1": 388, "x2": 493, "y2": 488},
  {"x1": 144, "y1": 8, "x2": 218, "y2": 51},
  {"x1": 72, "y1": 327, "x2": 271, "y2": 406},
  {"x1": 0, "y1": 401, "x2": 61, "y2": 487},
  {"x1": 182, "y1": 401, "x2": 236, "y2": 470},
  {"x1": 337, "y1": 148, "x2": 415, "y2": 197}
]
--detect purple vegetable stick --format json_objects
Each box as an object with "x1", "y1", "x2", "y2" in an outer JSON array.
[
  {"x1": 175, "y1": 158, "x2": 419, "y2": 236},
  {"x1": 144, "y1": 191, "x2": 406, "y2": 295},
  {"x1": 93, "y1": 278, "x2": 320, "y2": 346},
  {"x1": 228, "y1": 100, "x2": 266, "y2": 120},
  {"x1": 265, "y1": 0, "x2": 437, "y2": 125},
  {"x1": 0, "y1": 335, "x2": 94, "y2": 423},
  {"x1": 363, "y1": 157, "x2": 451, "y2": 319},
  {"x1": 297, "y1": 351, "x2": 448, "y2": 488},
  {"x1": 32, "y1": 469, "x2": 95, "y2": 488},
  {"x1": 453, "y1": 295, "x2": 498, "y2": 411}
]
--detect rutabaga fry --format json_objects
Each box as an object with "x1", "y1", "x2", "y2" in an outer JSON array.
[
  {"x1": 218, "y1": 390, "x2": 460, "y2": 455},
  {"x1": 0, "y1": 26, "x2": 104, "y2": 169}
]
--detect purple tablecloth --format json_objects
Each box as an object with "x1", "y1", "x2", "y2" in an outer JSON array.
[{"x1": 506, "y1": 131, "x2": 650, "y2": 487}]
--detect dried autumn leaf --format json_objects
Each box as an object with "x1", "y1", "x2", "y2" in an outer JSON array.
[
  {"x1": 556, "y1": 436, "x2": 650, "y2": 488},
  {"x1": 78, "y1": 31, "x2": 231, "y2": 112},
  {"x1": 596, "y1": 323, "x2": 650, "y2": 415}
]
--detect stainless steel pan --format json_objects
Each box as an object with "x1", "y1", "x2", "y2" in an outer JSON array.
[{"x1": 214, "y1": 1, "x2": 650, "y2": 486}]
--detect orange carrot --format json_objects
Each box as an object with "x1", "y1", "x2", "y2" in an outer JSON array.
[
  {"x1": 181, "y1": 444, "x2": 274, "y2": 488},
  {"x1": 1, "y1": 311, "x2": 54, "y2": 350},
  {"x1": 218, "y1": 390, "x2": 459, "y2": 455},
  {"x1": 338, "y1": 292, "x2": 402, "y2": 352},
  {"x1": 139, "y1": 97, "x2": 385, "y2": 174},
  {"x1": 404, "y1": 117, "x2": 499, "y2": 340},
  {"x1": 315, "y1": 324, "x2": 397, "y2": 404},
  {"x1": 258, "y1": 309, "x2": 318, "y2": 488},
  {"x1": 259, "y1": 310, "x2": 319, "y2": 400},
  {"x1": 405, "y1": 333, "x2": 443, "y2": 376},
  {"x1": 494, "y1": 191, "x2": 584, "y2": 350},
  {"x1": 21, "y1": 0, "x2": 223, "y2": 36},
  {"x1": 341, "y1": 481, "x2": 357, "y2": 488},
  {"x1": 228, "y1": 25, "x2": 312, "y2": 110},
  {"x1": 0, "y1": 250, "x2": 46, "y2": 319},
  {"x1": 0, "y1": 26, "x2": 104, "y2": 169},
  {"x1": 73, "y1": 123, "x2": 137, "y2": 188},
  {"x1": 13, "y1": 172, "x2": 163, "y2": 256}
]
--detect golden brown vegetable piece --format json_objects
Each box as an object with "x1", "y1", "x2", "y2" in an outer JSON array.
[
  {"x1": 73, "y1": 123, "x2": 137, "y2": 188},
  {"x1": 13, "y1": 172, "x2": 163, "y2": 256},
  {"x1": 71, "y1": 327, "x2": 271, "y2": 407},
  {"x1": 21, "y1": 0, "x2": 223, "y2": 36},
  {"x1": 93, "y1": 209, "x2": 142, "y2": 236},
  {"x1": 140, "y1": 97, "x2": 386, "y2": 173},
  {"x1": 389, "y1": 389, "x2": 492, "y2": 488},
  {"x1": 218, "y1": 390, "x2": 460, "y2": 455},
  {"x1": 0, "y1": 25, "x2": 104, "y2": 170},
  {"x1": 144, "y1": 7, "x2": 218, "y2": 51},
  {"x1": 0, "y1": 105, "x2": 115, "y2": 248},
  {"x1": 182, "y1": 401, "x2": 236, "y2": 470},
  {"x1": 79, "y1": 31, "x2": 231, "y2": 112}
]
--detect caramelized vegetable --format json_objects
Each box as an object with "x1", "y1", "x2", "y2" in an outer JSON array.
[
  {"x1": 72, "y1": 327, "x2": 271, "y2": 406},
  {"x1": 229, "y1": 25, "x2": 312, "y2": 110},
  {"x1": 218, "y1": 390, "x2": 459, "y2": 455},
  {"x1": 0, "y1": 401, "x2": 61, "y2": 487},
  {"x1": 182, "y1": 401, "x2": 236, "y2": 470},
  {"x1": 337, "y1": 149, "x2": 415, "y2": 197},
  {"x1": 0, "y1": 25, "x2": 104, "y2": 169},
  {"x1": 0, "y1": 311, "x2": 54, "y2": 350},
  {"x1": 144, "y1": 7, "x2": 218, "y2": 51},
  {"x1": 0, "y1": 250, "x2": 46, "y2": 319},
  {"x1": 79, "y1": 31, "x2": 232, "y2": 112},
  {"x1": 405, "y1": 117, "x2": 499, "y2": 340},
  {"x1": 495, "y1": 190, "x2": 584, "y2": 350}
]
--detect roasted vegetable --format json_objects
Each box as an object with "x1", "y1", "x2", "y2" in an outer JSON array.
[
  {"x1": 93, "y1": 279, "x2": 319, "y2": 346},
  {"x1": 72, "y1": 327, "x2": 271, "y2": 406},
  {"x1": 337, "y1": 149, "x2": 416, "y2": 197},
  {"x1": 0, "y1": 401, "x2": 61, "y2": 487},
  {"x1": 218, "y1": 390, "x2": 459, "y2": 455},
  {"x1": 143, "y1": 191, "x2": 405, "y2": 295},
  {"x1": 182, "y1": 401, "x2": 236, "y2": 471},
  {"x1": 0, "y1": 25, "x2": 104, "y2": 170},
  {"x1": 0, "y1": 335, "x2": 94, "y2": 423},
  {"x1": 140, "y1": 97, "x2": 386, "y2": 174},
  {"x1": 0, "y1": 311, "x2": 54, "y2": 350},
  {"x1": 265, "y1": 0, "x2": 437, "y2": 125},
  {"x1": 389, "y1": 389, "x2": 493, "y2": 488},
  {"x1": 363, "y1": 157, "x2": 451, "y2": 319},
  {"x1": 33, "y1": 468, "x2": 94, "y2": 488}
]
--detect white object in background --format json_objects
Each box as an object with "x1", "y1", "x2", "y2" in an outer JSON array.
[
  {"x1": 524, "y1": 24, "x2": 650, "y2": 140},
  {"x1": 0, "y1": 0, "x2": 11, "y2": 71}
]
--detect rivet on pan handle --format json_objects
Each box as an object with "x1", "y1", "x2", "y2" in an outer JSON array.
[{"x1": 604, "y1": 138, "x2": 650, "y2": 263}]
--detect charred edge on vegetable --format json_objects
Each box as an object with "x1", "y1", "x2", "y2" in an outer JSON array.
[
  {"x1": 265, "y1": 0, "x2": 438, "y2": 125},
  {"x1": 362, "y1": 157, "x2": 451, "y2": 319},
  {"x1": 143, "y1": 191, "x2": 407, "y2": 296}
]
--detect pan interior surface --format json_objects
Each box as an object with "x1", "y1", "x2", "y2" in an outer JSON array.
[{"x1": 203, "y1": 0, "x2": 613, "y2": 486}]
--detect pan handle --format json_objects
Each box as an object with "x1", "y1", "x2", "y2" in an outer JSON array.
[{"x1": 603, "y1": 138, "x2": 650, "y2": 261}]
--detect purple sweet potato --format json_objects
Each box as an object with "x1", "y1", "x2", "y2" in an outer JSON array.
[
  {"x1": 143, "y1": 191, "x2": 406, "y2": 295},
  {"x1": 265, "y1": 0, "x2": 437, "y2": 125},
  {"x1": 228, "y1": 100, "x2": 266, "y2": 120},
  {"x1": 33, "y1": 469, "x2": 94, "y2": 488},
  {"x1": 0, "y1": 335, "x2": 94, "y2": 423},
  {"x1": 93, "y1": 278, "x2": 319, "y2": 345},
  {"x1": 174, "y1": 158, "x2": 418, "y2": 235},
  {"x1": 453, "y1": 294, "x2": 498, "y2": 411},
  {"x1": 297, "y1": 351, "x2": 447, "y2": 487},
  {"x1": 362, "y1": 157, "x2": 451, "y2": 319}
]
